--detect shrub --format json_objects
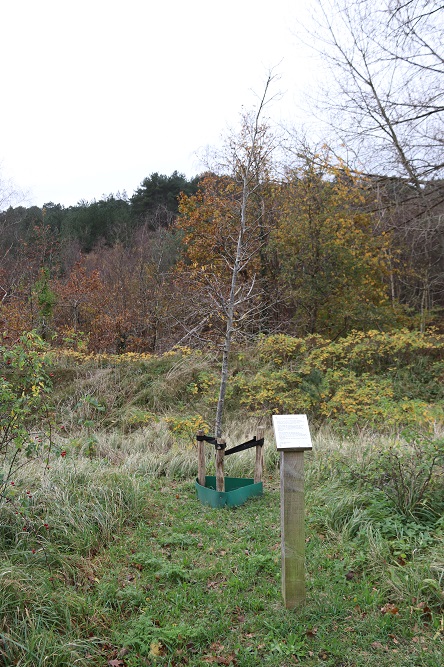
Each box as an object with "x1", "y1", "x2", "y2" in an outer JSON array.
[
  {"x1": 235, "y1": 329, "x2": 444, "y2": 432},
  {"x1": 1, "y1": 332, "x2": 55, "y2": 506},
  {"x1": 347, "y1": 435, "x2": 444, "y2": 520}
]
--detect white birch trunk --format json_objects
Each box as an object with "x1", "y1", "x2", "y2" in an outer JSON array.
[
  {"x1": 212, "y1": 73, "x2": 274, "y2": 439},
  {"x1": 214, "y1": 177, "x2": 248, "y2": 438}
]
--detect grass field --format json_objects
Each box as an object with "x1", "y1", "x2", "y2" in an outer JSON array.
[
  {"x1": 1, "y1": 338, "x2": 443, "y2": 665},
  {"x1": 1, "y1": 426, "x2": 443, "y2": 667}
]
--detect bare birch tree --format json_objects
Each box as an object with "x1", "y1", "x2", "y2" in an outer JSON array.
[
  {"x1": 307, "y1": 0, "x2": 443, "y2": 180},
  {"x1": 304, "y1": 0, "x2": 444, "y2": 326},
  {"x1": 177, "y1": 75, "x2": 279, "y2": 438},
  {"x1": 214, "y1": 101, "x2": 274, "y2": 437}
]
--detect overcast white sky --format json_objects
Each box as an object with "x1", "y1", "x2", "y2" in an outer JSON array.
[{"x1": 0, "y1": 0, "x2": 319, "y2": 208}]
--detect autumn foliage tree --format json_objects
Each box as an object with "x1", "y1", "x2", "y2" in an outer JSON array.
[
  {"x1": 52, "y1": 259, "x2": 104, "y2": 348},
  {"x1": 270, "y1": 148, "x2": 396, "y2": 337}
]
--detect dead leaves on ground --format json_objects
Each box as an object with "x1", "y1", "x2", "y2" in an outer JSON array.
[
  {"x1": 203, "y1": 642, "x2": 236, "y2": 665},
  {"x1": 380, "y1": 603, "x2": 399, "y2": 615}
]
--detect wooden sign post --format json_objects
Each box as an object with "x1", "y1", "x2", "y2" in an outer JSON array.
[{"x1": 272, "y1": 415, "x2": 313, "y2": 609}]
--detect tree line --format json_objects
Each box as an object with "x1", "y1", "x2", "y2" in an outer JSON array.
[{"x1": 1, "y1": 148, "x2": 442, "y2": 354}]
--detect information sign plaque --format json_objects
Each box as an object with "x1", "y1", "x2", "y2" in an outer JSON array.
[{"x1": 272, "y1": 414, "x2": 313, "y2": 451}]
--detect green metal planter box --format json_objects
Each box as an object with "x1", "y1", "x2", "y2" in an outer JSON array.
[{"x1": 195, "y1": 476, "x2": 263, "y2": 508}]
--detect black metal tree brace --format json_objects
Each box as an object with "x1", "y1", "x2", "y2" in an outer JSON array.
[
  {"x1": 196, "y1": 434, "x2": 263, "y2": 455},
  {"x1": 196, "y1": 434, "x2": 218, "y2": 445},
  {"x1": 225, "y1": 436, "x2": 264, "y2": 456}
]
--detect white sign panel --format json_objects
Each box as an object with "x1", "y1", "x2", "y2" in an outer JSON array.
[{"x1": 272, "y1": 415, "x2": 313, "y2": 451}]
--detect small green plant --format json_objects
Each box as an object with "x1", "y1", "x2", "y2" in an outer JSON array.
[
  {"x1": 265, "y1": 631, "x2": 308, "y2": 659},
  {"x1": 33, "y1": 267, "x2": 57, "y2": 339},
  {"x1": 60, "y1": 326, "x2": 90, "y2": 352},
  {"x1": 348, "y1": 435, "x2": 444, "y2": 519},
  {"x1": 1, "y1": 332, "x2": 55, "y2": 505},
  {"x1": 74, "y1": 394, "x2": 106, "y2": 458}
]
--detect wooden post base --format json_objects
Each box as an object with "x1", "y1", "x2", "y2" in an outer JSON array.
[{"x1": 280, "y1": 450, "x2": 305, "y2": 608}]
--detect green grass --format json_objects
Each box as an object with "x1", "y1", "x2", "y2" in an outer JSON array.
[
  {"x1": 0, "y1": 430, "x2": 442, "y2": 667},
  {"x1": 1, "y1": 340, "x2": 443, "y2": 665}
]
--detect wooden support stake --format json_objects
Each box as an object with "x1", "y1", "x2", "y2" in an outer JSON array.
[
  {"x1": 215, "y1": 439, "x2": 225, "y2": 492},
  {"x1": 280, "y1": 450, "x2": 306, "y2": 608},
  {"x1": 197, "y1": 429, "x2": 206, "y2": 487},
  {"x1": 254, "y1": 427, "x2": 265, "y2": 484}
]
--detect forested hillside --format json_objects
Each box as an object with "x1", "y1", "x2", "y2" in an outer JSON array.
[{"x1": 1, "y1": 148, "x2": 443, "y2": 354}]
